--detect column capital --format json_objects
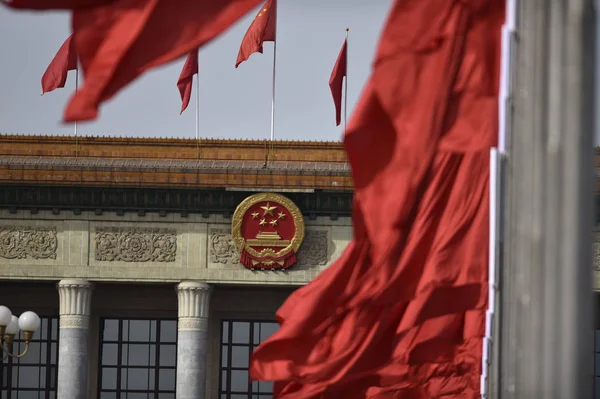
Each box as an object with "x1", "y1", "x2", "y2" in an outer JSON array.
[
  {"x1": 176, "y1": 281, "x2": 212, "y2": 332},
  {"x1": 57, "y1": 279, "x2": 93, "y2": 329}
]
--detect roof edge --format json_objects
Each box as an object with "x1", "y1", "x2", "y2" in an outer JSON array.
[{"x1": 0, "y1": 133, "x2": 345, "y2": 148}]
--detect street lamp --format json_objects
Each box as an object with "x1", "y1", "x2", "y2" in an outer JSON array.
[{"x1": 0, "y1": 305, "x2": 41, "y2": 359}]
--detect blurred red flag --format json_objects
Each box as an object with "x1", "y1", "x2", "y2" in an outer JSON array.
[
  {"x1": 3, "y1": 0, "x2": 111, "y2": 9},
  {"x1": 41, "y1": 35, "x2": 77, "y2": 95},
  {"x1": 250, "y1": 0, "x2": 504, "y2": 397},
  {"x1": 3, "y1": 0, "x2": 265, "y2": 122},
  {"x1": 177, "y1": 50, "x2": 199, "y2": 114},
  {"x1": 235, "y1": 0, "x2": 276, "y2": 68},
  {"x1": 329, "y1": 38, "x2": 347, "y2": 126}
]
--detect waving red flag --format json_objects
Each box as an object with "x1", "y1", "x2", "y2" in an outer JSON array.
[
  {"x1": 41, "y1": 35, "x2": 77, "y2": 95},
  {"x1": 250, "y1": 0, "x2": 505, "y2": 397},
  {"x1": 3, "y1": 0, "x2": 265, "y2": 122},
  {"x1": 329, "y1": 38, "x2": 347, "y2": 126},
  {"x1": 235, "y1": 0, "x2": 276, "y2": 68},
  {"x1": 3, "y1": 0, "x2": 111, "y2": 9},
  {"x1": 177, "y1": 50, "x2": 199, "y2": 114}
]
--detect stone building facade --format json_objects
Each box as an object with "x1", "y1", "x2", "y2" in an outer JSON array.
[{"x1": 0, "y1": 135, "x2": 353, "y2": 399}]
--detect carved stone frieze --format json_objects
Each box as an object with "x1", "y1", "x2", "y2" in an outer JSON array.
[
  {"x1": 95, "y1": 227, "x2": 177, "y2": 262},
  {"x1": 0, "y1": 225, "x2": 58, "y2": 260},
  {"x1": 296, "y1": 230, "x2": 329, "y2": 267},
  {"x1": 208, "y1": 228, "x2": 240, "y2": 264}
]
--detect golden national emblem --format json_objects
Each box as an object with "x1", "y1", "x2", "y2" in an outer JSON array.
[{"x1": 231, "y1": 193, "x2": 305, "y2": 270}]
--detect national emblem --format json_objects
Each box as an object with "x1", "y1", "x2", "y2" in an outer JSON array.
[{"x1": 231, "y1": 193, "x2": 305, "y2": 270}]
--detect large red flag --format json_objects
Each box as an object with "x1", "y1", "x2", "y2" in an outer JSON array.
[
  {"x1": 329, "y1": 38, "x2": 347, "y2": 126},
  {"x1": 235, "y1": 0, "x2": 276, "y2": 68},
  {"x1": 177, "y1": 50, "x2": 199, "y2": 114},
  {"x1": 250, "y1": 0, "x2": 504, "y2": 397},
  {"x1": 41, "y1": 35, "x2": 77, "y2": 95},
  {"x1": 3, "y1": 0, "x2": 111, "y2": 9},
  {"x1": 3, "y1": 0, "x2": 265, "y2": 122}
]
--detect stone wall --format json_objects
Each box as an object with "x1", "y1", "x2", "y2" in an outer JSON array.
[{"x1": 0, "y1": 209, "x2": 351, "y2": 285}]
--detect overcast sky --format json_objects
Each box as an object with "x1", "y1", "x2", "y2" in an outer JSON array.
[{"x1": 0, "y1": 0, "x2": 392, "y2": 142}]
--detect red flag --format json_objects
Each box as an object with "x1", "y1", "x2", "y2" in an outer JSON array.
[
  {"x1": 250, "y1": 0, "x2": 504, "y2": 397},
  {"x1": 177, "y1": 50, "x2": 199, "y2": 114},
  {"x1": 3, "y1": 0, "x2": 111, "y2": 9},
  {"x1": 329, "y1": 38, "x2": 347, "y2": 126},
  {"x1": 235, "y1": 0, "x2": 276, "y2": 68},
  {"x1": 41, "y1": 35, "x2": 77, "y2": 95},
  {"x1": 3, "y1": 0, "x2": 265, "y2": 122}
]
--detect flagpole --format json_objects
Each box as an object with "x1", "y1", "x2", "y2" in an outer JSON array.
[
  {"x1": 195, "y1": 49, "x2": 200, "y2": 158},
  {"x1": 270, "y1": 16, "x2": 277, "y2": 142},
  {"x1": 74, "y1": 66, "x2": 79, "y2": 157},
  {"x1": 344, "y1": 28, "x2": 349, "y2": 134},
  {"x1": 74, "y1": 67, "x2": 79, "y2": 138}
]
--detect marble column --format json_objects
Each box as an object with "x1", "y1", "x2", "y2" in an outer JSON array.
[
  {"x1": 176, "y1": 281, "x2": 212, "y2": 399},
  {"x1": 57, "y1": 279, "x2": 93, "y2": 399}
]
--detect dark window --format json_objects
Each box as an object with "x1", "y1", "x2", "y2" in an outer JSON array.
[
  {"x1": 98, "y1": 318, "x2": 177, "y2": 399},
  {"x1": 219, "y1": 320, "x2": 278, "y2": 399},
  {"x1": 1, "y1": 316, "x2": 59, "y2": 399},
  {"x1": 596, "y1": 330, "x2": 600, "y2": 398}
]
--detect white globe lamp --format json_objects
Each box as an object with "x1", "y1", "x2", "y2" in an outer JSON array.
[{"x1": 0, "y1": 306, "x2": 41, "y2": 359}]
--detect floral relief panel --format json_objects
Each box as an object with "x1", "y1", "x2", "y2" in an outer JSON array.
[{"x1": 95, "y1": 227, "x2": 177, "y2": 262}]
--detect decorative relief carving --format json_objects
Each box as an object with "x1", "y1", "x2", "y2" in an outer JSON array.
[
  {"x1": 209, "y1": 228, "x2": 240, "y2": 264},
  {"x1": 59, "y1": 315, "x2": 90, "y2": 329},
  {"x1": 296, "y1": 230, "x2": 329, "y2": 267},
  {"x1": 594, "y1": 239, "x2": 600, "y2": 271},
  {"x1": 0, "y1": 226, "x2": 58, "y2": 260},
  {"x1": 95, "y1": 227, "x2": 177, "y2": 262},
  {"x1": 178, "y1": 317, "x2": 208, "y2": 332}
]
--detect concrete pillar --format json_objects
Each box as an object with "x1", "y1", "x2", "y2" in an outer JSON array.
[
  {"x1": 176, "y1": 281, "x2": 212, "y2": 399},
  {"x1": 56, "y1": 279, "x2": 93, "y2": 399}
]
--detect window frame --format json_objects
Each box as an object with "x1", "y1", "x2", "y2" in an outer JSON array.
[
  {"x1": 0, "y1": 316, "x2": 59, "y2": 399},
  {"x1": 97, "y1": 317, "x2": 178, "y2": 399},
  {"x1": 218, "y1": 319, "x2": 278, "y2": 399}
]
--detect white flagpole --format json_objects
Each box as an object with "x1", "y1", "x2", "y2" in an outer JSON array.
[
  {"x1": 195, "y1": 50, "x2": 200, "y2": 142},
  {"x1": 74, "y1": 66, "x2": 79, "y2": 157},
  {"x1": 270, "y1": 10, "x2": 277, "y2": 141},
  {"x1": 344, "y1": 28, "x2": 349, "y2": 134},
  {"x1": 74, "y1": 67, "x2": 79, "y2": 138}
]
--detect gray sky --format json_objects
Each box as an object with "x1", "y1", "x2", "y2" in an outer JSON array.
[{"x1": 0, "y1": 1, "x2": 393, "y2": 141}]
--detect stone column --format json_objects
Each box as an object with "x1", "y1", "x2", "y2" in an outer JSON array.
[
  {"x1": 176, "y1": 281, "x2": 212, "y2": 399},
  {"x1": 57, "y1": 279, "x2": 93, "y2": 399}
]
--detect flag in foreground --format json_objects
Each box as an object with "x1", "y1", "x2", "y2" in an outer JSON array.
[
  {"x1": 3, "y1": 0, "x2": 265, "y2": 122},
  {"x1": 329, "y1": 38, "x2": 347, "y2": 126},
  {"x1": 250, "y1": 0, "x2": 505, "y2": 397},
  {"x1": 177, "y1": 50, "x2": 199, "y2": 114},
  {"x1": 41, "y1": 35, "x2": 77, "y2": 95},
  {"x1": 235, "y1": 0, "x2": 276, "y2": 68}
]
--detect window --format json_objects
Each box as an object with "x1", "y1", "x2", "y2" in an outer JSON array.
[
  {"x1": 219, "y1": 320, "x2": 278, "y2": 399},
  {"x1": 596, "y1": 330, "x2": 600, "y2": 398},
  {"x1": 98, "y1": 318, "x2": 177, "y2": 399},
  {"x1": 1, "y1": 316, "x2": 59, "y2": 399}
]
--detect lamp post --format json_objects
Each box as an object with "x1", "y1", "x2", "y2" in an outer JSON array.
[{"x1": 0, "y1": 305, "x2": 41, "y2": 359}]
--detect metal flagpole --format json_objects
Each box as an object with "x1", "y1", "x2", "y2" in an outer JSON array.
[
  {"x1": 270, "y1": 13, "x2": 277, "y2": 142},
  {"x1": 74, "y1": 67, "x2": 79, "y2": 138},
  {"x1": 74, "y1": 66, "x2": 79, "y2": 157},
  {"x1": 344, "y1": 28, "x2": 349, "y2": 135},
  {"x1": 195, "y1": 49, "x2": 200, "y2": 158}
]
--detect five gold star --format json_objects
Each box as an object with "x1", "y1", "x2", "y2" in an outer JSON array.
[
  {"x1": 277, "y1": 212, "x2": 286, "y2": 219},
  {"x1": 251, "y1": 212, "x2": 260, "y2": 219},
  {"x1": 259, "y1": 219, "x2": 267, "y2": 226},
  {"x1": 269, "y1": 219, "x2": 278, "y2": 227},
  {"x1": 260, "y1": 202, "x2": 277, "y2": 216}
]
